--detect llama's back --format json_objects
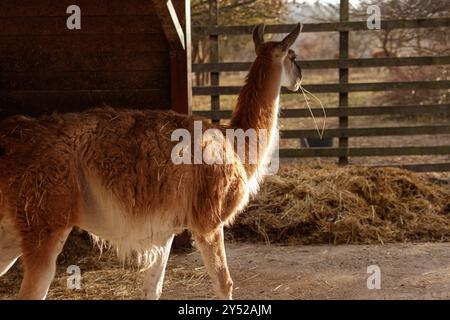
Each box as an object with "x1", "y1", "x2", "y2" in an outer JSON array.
[
  {"x1": 0, "y1": 107, "x2": 192, "y2": 184},
  {"x1": 0, "y1": 107, "x2": 190, "y2": 211},
  {"x1": 0, "y1": 107, "x2": 247, "y2": 246}
]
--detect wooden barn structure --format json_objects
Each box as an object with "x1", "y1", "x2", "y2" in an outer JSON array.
[{"x1": 0, "y1": 0, "x2": 192, "y2": 118}]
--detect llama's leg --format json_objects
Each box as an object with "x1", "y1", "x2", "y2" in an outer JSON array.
[
  {"x1": 0, "y1": 216, "x2": 21, "y2": 277},
  {"x1": 193, "y1": 226, "x2": 233, "y2": 300},
  {"x1": 17, "y1": 228, "x2": 71, "y2": 300},
  {"x1": 141, "y1": 234, "x2": 175, "y2": 300}
]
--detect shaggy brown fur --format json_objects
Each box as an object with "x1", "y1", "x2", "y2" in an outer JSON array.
[
  {"x1": 0, "y1": 109, "x2": 244, "y2": 234},
  {"x1": 0, "y1": 23, "x2": 302, "y2": 300}
]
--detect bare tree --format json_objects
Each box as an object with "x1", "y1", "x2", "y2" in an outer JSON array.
[{"x1": 354, "y1": 0, "x2": 449, "y2": 56}]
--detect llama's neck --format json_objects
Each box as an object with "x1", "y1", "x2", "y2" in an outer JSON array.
[
  {"x1": 230, "y1": 59, "x2": 281, "y2": 133},
  {"x1": 230, "y1": 57, "x2": 281, "y2": 178}
]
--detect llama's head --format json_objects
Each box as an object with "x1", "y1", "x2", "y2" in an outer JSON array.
[{"x1": 252, "y1": 23, "x2": 303, "y2": 91}]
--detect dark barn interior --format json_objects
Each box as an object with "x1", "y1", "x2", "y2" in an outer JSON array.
[{"x1": 0, "y1": 0, "x2": 191, "y2": 119}]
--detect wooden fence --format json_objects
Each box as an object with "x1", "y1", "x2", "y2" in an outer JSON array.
[{"x1": 191, "y1": 0, "x2": 450, "y2": 172}]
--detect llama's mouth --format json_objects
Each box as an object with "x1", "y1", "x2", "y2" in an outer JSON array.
[{"x1": 288, "y1": 79, "x2": 302, "y2": 92}]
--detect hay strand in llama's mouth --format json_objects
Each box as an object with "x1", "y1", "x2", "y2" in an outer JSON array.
[{"x1": 298, "y1": 79, "x2": 327, "y2": 140}]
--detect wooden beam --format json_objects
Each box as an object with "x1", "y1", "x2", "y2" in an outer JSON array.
[
  {"x1": 279, "y1": 146, "x2": 450, "y2": 158},
  {"x1": 168, "y1": 0, "x2": 192, "y2": 115},
  {"x1": 280, "y1": 125, "x2": 450, "y2": 139},
  {"x1": 192, "y1": 56, "x2": 450, "y2": 72},
  {"x1": 338, "y1": 0, "x2": 349, "y2": 165},
  {"x1": 152, "y1": 0, "x2": 185, "y2": 50},
  {"x1": 193, "y1": 80, "x2": 450, "y2": 95},
  {"x1": 194, "y1": 104, "x2": 450, "y2": 119},
  {"x1": 192, "y1": 18, "x2": 450, "y2": 35},
  {"x1": 166, "y1": 0, "x2": 185, "y2": 49},
  {"x1": 209, "y1": 0, "x2": 220, "y2": 124},
  {"x1": 157, "y1": 1, "x2": 192, "y2": 249},
  {"x1": 394, "y1": 163, "x2": 450, "y2": 172}
]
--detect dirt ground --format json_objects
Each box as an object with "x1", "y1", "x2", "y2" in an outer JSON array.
[{"x1": 2, "y1": 242, "x2": 450, "y2": 300}]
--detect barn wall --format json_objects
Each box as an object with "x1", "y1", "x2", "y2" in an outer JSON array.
[{"x1": 0, "y1": 0, "x2": 171, "y2": 118}]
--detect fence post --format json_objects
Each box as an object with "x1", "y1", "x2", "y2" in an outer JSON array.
[
  {"x1": 339, "y1": 0, "x2": 349, "y2": 165},
  {"x1": 209, "y1": 0, "x2": 220, "y2": 123}
]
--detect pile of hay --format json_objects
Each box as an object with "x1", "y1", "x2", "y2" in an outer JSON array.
[{"x1": 229, "y1": 165, "x2": 450, "y2": 244}]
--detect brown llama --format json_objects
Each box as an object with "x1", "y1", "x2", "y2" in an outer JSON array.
[{"x1": 0, "y1": 23, "x2": 303, "y2": 300}]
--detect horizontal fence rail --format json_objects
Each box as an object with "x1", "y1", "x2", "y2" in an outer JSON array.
[
  {"x1": 194, "y1": 104, "x2": 450, "y2": 119},
  {"x1": 193, "y1": 18, "x2": 450, "y2": 35},
  {"x1": 193, "y1": 56, "x2": 450, "y2": 72},
  {"x1": 380, "y1": 162, "x2": 450, "y2": 172},
  {"x1": 281, "y1": 125, "x2": 450, "y2": 139},
  {"x1": 193, "y1": 13, "x2": 450, "y2": 171},
  {"x1": 193, "y1": 80, "x2": 450, "y2": 95},
  {"x1": 280, "y1": 146, "x2": 450, "y2": 158}
]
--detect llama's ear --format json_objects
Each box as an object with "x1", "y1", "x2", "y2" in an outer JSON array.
[
  {"x1": 252, "y1": 23, "x2": 265, "y2": 54},
  {"x1": 281, "y1": 22, "x2": 302, "y2": 51}
]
